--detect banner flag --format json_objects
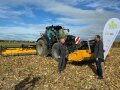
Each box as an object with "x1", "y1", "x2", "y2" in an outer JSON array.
[{"x1": 103, "y1": 18, "x2": 120, "y2": 60}]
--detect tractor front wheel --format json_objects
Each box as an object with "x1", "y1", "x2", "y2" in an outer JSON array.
[
  {"x1": 36, "y1": 40, "x2": 47, "y2": 56},
  {"x1": 52, "y1": 43, "x2": 60, "y2": 61}
]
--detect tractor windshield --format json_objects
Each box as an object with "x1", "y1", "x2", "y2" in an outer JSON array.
[
  {"x1": 45, "y1": 29, "x2": 54, "y2": 40},
  {"x1": 59, "y1": 29, "x2": 66, "y2": 38},
  {"x1": 59, "y1": 29, "x2": 68, "y2": 38}
]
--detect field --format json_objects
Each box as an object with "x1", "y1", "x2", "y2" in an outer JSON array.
[
  {"x1": 0, "y1": 47, "x2": 120, "y2": 90},
  {"x1": 0, "y1": 41, "x2": 120, "y2": 90},
  {"x1": 0, "y1": 41, "x2": 35, "y2": 48},
  {"x1": 112, "y1": 40, "x2": 120, "y2": 48}
]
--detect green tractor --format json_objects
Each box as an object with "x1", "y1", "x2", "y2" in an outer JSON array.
[{"x1": 36, "y1": 25, "x2": 79, "y2": 59}]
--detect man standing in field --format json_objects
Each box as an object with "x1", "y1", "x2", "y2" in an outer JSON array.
[
  {"x1": 57, "y1": 37, "x2": 67, "y2": 73},
  {"x1": 94, "y1": 35, "x2": 104, "y2": 79}
]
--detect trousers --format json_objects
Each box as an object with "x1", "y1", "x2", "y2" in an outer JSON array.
[
  {"x1": 96, "y1": 58, "x2": 103, "y2": 77},
  {"x1": 58, "y1": 57, "x2": 66, "y2": 72}
]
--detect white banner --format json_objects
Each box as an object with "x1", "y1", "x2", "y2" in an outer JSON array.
[{"x1": 103, "y1": 18, "x2": 120, "y2": 60}]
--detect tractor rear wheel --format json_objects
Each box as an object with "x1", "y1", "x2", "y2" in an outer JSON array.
[
  {"x1": 36, "y1": 40, "x2": 47, "y2": 56},
  {"x1": 52, "y1": 43, "x2": 60, "y2": 61}
]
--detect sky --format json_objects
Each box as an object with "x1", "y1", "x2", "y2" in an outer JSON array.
[{"x1": 0, "y1": 0, "x2": 120, "y2": 41}]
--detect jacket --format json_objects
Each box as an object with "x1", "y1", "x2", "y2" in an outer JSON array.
[
  {"x1": 94, "y1": 40, "x2": 104, "y2": 59},
  {"x1": 57, "y1": 43, "x2": 67, "y2": 58}
]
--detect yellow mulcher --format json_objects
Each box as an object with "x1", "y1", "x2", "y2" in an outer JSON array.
[
  {"x1": 68, "y1": 40, "x2": 95, "y2": 61},
  {"x1": 0, "y1": 40, "x2": 96, "y2": 62},
  {"x1": 0, "y1": 40, "x2": 110, "y2": 62},
  {"x1": 0, "y1": 45, "x2": 36, "y2": 56}
]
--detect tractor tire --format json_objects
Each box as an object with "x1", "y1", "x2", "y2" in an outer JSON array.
[
  {"x1": 52, "y1": 43, "x2": 60, "y2": 61},
  {"x1": 36, "y1": 40, "x2": 47, "y2": 56}
]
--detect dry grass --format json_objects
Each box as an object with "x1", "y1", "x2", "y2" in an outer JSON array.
[
  {"x1": 0, "y1": 48, "x2": 120, "y2": 90},
  {"x1": 112, "y1": 41, "x2": 120, "y2": 47}
]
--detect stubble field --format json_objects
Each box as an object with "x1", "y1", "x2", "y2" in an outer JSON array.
[{"x1": 0, "y1": 48, "x2": 120, "y2": 90}]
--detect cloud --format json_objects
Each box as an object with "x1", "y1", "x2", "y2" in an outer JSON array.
[
  {"x1": 0, "y1": 5, "x2": 35, "y2": 23},
  {"x1": 56, "y1": 0, "x2": 120, "y2": 12},
  {"x1": 86, "y1": 0, "x2": 120, "y2": 11},
  {"x1": 0, "y1": 0, "x2": 119, "y2": 19},
  {"x1": 0, "y1": 23, "x2": 54, "y2": 41},
  {"x1": 57, "y1": 0, "x2": 94, "y2": 6},
  {"x1": 0, "y1": 0, "x2": 120, "y2": 40}
]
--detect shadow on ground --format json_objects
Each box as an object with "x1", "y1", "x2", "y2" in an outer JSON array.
[{"x1": 15, "y1": 75, "x2": 41, "y2": 90}]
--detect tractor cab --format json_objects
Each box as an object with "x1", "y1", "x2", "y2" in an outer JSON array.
[{"x1": 45, "y1": 25, "x2": 69, "y2": 42}]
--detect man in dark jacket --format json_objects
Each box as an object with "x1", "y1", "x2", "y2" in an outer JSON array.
[
  {"x1": 57, "y1": 37, "x2": 67, "y2": 73},
  {"x1": 94, "y1": 35, "x2": 104, "y2": 79}
]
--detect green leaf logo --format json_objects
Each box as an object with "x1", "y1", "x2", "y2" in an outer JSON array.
[
  {"x1": 109, "y1": 20, "x2": 117, "y2": 30},
  {"x1": 105, "y1": 32, "x2": 109, "y2": 35}
]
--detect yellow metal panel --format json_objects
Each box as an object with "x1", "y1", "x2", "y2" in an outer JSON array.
[
  {"x1": 2, "y1": 48, "x2": 36, "y2": 55},
  {"x1": 68, "y1": 50, "x2": 93, "y2": 61}
]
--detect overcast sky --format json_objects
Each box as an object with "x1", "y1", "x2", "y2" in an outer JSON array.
[{"x1": 0, "y1": 0, "x2": 120, "y2": 41}]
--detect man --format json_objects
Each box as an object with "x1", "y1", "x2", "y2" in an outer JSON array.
[
  {"x1": 94, "y1": 35, "x2": 104, "y2": 79},
  {"x1": 57, "y1": 37, "x2": 67, "y2": 73}
]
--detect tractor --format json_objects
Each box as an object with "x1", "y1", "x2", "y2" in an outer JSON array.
[
  {"x1": 36, "y1": 25, "x2": 96, "y2": 61},
  {"x1": 36, "y1": 25, "x2": 78, "y2": 59}
]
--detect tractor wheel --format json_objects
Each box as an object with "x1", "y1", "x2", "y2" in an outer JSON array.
[
  {"x1": 36, "y1": 40, "x2": 47, "y2": 56},
  {"x1": 52, "y1": 43, "x2": 60, "y2": 61}
]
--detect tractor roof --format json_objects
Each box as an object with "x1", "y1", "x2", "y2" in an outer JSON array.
[{"x1": 46, "y1": 25, "x2": 63, "y2": 30}]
